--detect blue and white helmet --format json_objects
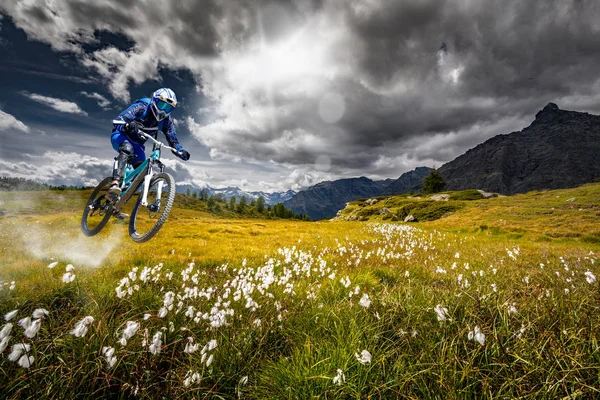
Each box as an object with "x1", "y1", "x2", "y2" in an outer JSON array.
[{"x1": 150, "y1": 88, "x2": 177, "y2": 121}]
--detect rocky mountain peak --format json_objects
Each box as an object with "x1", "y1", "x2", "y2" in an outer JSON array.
[
  {"x1": 533, "y1": 102, "x2": 562, "y2": 123},
  {"x1": 439, "y1": 103, "x2": 600, "y2": 194}
]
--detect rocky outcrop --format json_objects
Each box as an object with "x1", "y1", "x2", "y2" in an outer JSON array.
[{"x1": 430, "y1": 194, "x2": 449, "y2": 201}]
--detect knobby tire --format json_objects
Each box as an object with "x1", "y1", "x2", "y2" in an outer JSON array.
[
  {"x1": 129, "y1": 172, "x2": 175, "y2": 243},
  {"x1": 81, "y1": 177, "x2": 114, "y2": 237}
]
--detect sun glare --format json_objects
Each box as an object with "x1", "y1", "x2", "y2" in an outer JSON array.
[{"x1": 228, "y1": 28, "x2": 327, "y2": 88}]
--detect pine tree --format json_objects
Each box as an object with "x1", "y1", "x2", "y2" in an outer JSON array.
[
  {"x1": 237, "y1": 197, "x2": 247, "y2": 213},
  {"x1": 256, "y1": 196, "x2": 265, "y2": 213},
  {"x1": 207, "y1": 195, "x2": 216, "y2": 208},
  {"x1": 423, "y1": 170, "x2": 447, "y2": 193}
]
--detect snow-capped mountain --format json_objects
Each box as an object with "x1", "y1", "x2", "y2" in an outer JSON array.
[
  {"x1": 176, "y1": 184, "x2": 296, "y2": 205},
  {"x1": 250, "y1": 189, "x2": 297, "y2": 205}
]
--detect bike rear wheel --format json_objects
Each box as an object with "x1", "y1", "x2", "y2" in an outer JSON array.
[
  {"x1": 81, "y1": 177, "x2": 114, "y2": 236},
  {"x1": 129, "y1": 172, "x2": 175, "y2": 243}
]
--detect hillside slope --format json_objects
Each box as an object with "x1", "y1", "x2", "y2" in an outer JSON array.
[
  {"x1": 439, "y1": 103, "x2": 600, "y2": 194},
  {"x1": 336, "y1": 183, "x2": 600, "y2": 240},
  {"x1": 284, "y1": 168, "x2": 431, "y2": 220},
  {"x1": 283, "y1": 177, "x2": 393, "y2": 220}
]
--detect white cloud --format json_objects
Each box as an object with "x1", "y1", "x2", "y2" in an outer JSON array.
[
  {"x1": 80, "y1": 91, "x2": 111, "y2": 110},
  {"x1": 0, "y1": 109, "x2": 30, "y2": 133},
  {"x1": 0, "y1": 150, "x2": 217, "y2": 190},
  {"x1": 23, "y1": 92, "x2": 88, "y2": 116},
  {"x1": 0, "y1": 152, "x2": 110, "y2": 187}
]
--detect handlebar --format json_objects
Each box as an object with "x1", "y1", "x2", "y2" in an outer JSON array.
[{"x1": 112, "y1": 120, "x2": 179, "y2": 153}]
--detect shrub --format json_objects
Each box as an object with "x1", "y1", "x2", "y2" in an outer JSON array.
[
  {"x1": 357, "y1": 207, "x2": 380, "y2": 217},
  {"x1": 449, "y1": 189, "x2": 485, "y2": 201},
  {"x1": 411, "y1": 202, "x2": 463, "y2": 221}
]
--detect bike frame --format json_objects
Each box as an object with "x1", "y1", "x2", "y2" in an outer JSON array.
[{"x1": 112, "y1": 120, "x2": 178, "y2": 210}]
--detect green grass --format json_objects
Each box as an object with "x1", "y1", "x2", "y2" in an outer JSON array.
[{"x1": 0, "y1": 184, "x2": 599, "y2": 399}]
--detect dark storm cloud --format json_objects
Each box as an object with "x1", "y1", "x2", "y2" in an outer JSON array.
[
  {"x1": 2, "y1": 0, "x2": 600, "y2": 190},
  {"x1": 188, "y1": 0, "x2": 600, "y2": 175}
]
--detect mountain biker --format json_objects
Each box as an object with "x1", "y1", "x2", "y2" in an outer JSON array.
[{"x1": 107, "y1": 88, "x2": 190, "y2": 218}]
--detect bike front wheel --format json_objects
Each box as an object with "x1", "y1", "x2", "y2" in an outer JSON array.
[
  {"x1": 81, "y1": 177, "x2": 114, "y2": 237},
  {"x1": 129, "y1": 172, "x2": 176, "y2": 243}
]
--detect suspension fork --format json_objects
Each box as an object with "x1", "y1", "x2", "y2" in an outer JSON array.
[
  {"x1": 140, "y1": 171, "x2": 154, "y2": 207},
  {"x1": 140, "y1": 169, "x2": 165, "y2": 207}
]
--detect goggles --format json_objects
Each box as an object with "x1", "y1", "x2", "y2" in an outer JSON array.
[{"x1": 155, "y1": 99, "x2": 175, "y2": 115}]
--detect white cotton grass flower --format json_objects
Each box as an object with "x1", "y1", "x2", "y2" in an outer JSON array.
[
  {"x1": 158, "y1": 307, "x2": 168, "y2": 318},
  {"x1": 239, "y1": 375, "x2": 248, "y2": 386},
  {"x1": 17, "y1": 317, "x2": 31, "y2": 330},
  {"x1": 205, "y1": 354, "x2": 214, "y2": 367},
  {"x1": 149, "y1": 331, "x2": 162, "y2": 355},
  {"x1": 62, "y1": 272, "x2": 76, "y2": 283},
  {"x1": 359, "y1": 293, "x2": 371, "y2": 308},
  {"x1": 24, "y1": 318, "x2": 41, "y2": 338},
  {"x1": 119, "y1": 321, "x2": 140, "y2": 346},
  {"x1": 333, "y1": 369, "x2": 345, "y2": 385},
  {"x1": 8, "y1": 343, "x2": 30, "y2": 362},
  {"x1": 102, "y1": 346, "x2": 117, "y2": 369},
  {"x1": 4, "y1": 310, "x2": 18, "y2": 321},
  {"x1": 355, "y1": 349, "x2": 372, "y2": 364},
  {"x1": 507, "y1": 303, "x2": 518, "y2": 315},
  {"x1": 585, "y1": 270, "x2": 596, "y2": 284},
  {"x1": 70, "y1": 316, "x2": 94, "y2": 338},
  {"x1": 0, "y1": 336, "x2": 10, "y2": 353},
  {"x1": 65, "y1": 264, "x2": 75, "y2": 272},
  {"x1": 184, "y1": 337, "x2": 199, "y2": 354},
  {"x1": 207, "y1": 339, "x2": 217, "y2": 351},
  {"x1": 143, "y1": 313, "x2": 151, "y2": 321},
  {"x1": 0, "y1": 323, "x2": 12, "y2": 340},
  {"x1": 18, "y1": 354, "x2": 34, "y2": 368},
  {"x1": 434, "y1": 304, "x2": 449, "y2": 322},
  {"x1": 340, "y1": 276, "x2": 351, "y2": 288},
  {"x1": 9, "y1": 282, "x2": 15, "y2": 290},
  {"x1": 163, "y1": 291, "x2": 175, "y2": 309},
  {"x1": 468, "y1": 326, "x2": 485, "y2": 346},
  {"x1": 32, "y1": 308, "x2": 49, "y2": 319},
  {"x1": 47, "y1": 261, "x2": 58, "y2": 269},
  {"x1": 183, "y1": 370, "x2": 201, "y2": 387}
]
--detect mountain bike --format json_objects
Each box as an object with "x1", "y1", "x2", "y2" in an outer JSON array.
[{"x1": 81, "y1": 122, "x2": 179, "y2": 243}]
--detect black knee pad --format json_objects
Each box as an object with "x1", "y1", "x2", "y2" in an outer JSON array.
[{"x1": 118, "y1": 141, "x2": 136, "y2": 162}]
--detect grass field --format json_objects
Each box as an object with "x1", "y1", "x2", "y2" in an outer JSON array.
[{"x1": 0, "y1": 184, "x2": 599, "y2": 399}]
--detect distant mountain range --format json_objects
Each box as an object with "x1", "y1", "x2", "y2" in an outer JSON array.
[
  {"x1": 438, "y1": 103, "x2": 600, "y2": 194},
  {"x1": 283, "y1": 168, "x2": 432, "y2": 220},
  {"x1": 176, "y1": 184, "x2": 296, "y2": 205}
]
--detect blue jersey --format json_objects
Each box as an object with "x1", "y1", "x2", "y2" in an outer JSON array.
[{"x1": 113, "y1": 98, "x2": 181, "y2": 151}]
